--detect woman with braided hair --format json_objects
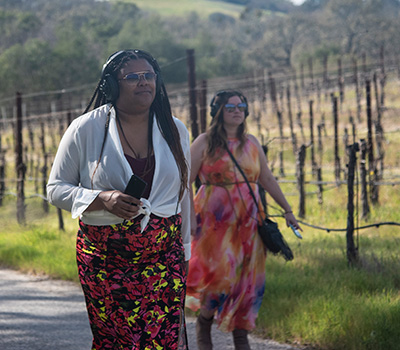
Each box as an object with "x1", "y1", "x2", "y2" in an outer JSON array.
[
  {"x1": 186, "y1": 90, "x2": 301, "y2": 350},
  {"x1": 47, "y1": 49, "x2": 191, "y2": 349}
]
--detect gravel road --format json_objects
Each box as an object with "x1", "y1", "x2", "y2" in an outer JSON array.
[{"x1": 0, "y1": 268, "x2": 301, "y2": 350}]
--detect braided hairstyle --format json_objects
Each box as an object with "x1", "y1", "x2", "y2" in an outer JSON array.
[
  {"x1": 206, "y1": 90, "x2": 248, "y2": 159},
  {"x1": 87, "y1": 50, "x2": 188, "y2": 200}
]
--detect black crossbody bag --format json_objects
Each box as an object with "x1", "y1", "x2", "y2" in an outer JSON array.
[{"x1": 226, "y1": 146, "x2": 294, "y2": 261}]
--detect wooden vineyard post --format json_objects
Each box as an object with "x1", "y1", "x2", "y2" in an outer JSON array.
[
  {"x1": 323, "y1": 54, "x2": 329, "y2": 100},
  {"x1": 353, "y1": 58, "x2": 362, "y2": 122},
  {"x1": 366, "y1": 79, "x2": 378, "y2": 205},
  {"x1": 293, "y1": 68, "x2": 302, "y2": 122},
  {"x1": 286, "y1": 85, "x2": 297, "y2": 154},
  {"x1": 317, "y1": 167, "x2": 323, "y2": 205},
  {"x1": 373, "y1": 72, "x2": 385, "y2": 179},
  {"x1": 15, "y1": 92, "x2": 26, "y2": 224},
  {"x1": 254, "y1": 71, "x2": 266, "y2": 139},
  {"x1": 277, "y1": 111, "x2": 285, "y2": 177},
  {"x1": 332, "y1": 95, "x2": 341, "y2": 184},
  {"x1": 338, "y1": 58, "x2": 344, "y2": 108},
  {"x1": 308, "y1": 57, "x2": 314, "y2": 95},
  {"x1": 296, "y1": 145, "x2": 306, "y2": 218},
  {"x1": 259, "y1": 69, "x2": 267, "y2": 115},
  {"x1": 346, "y1": 143, "x2": 359, "y2": 266},
  {"x1": 268, "y1": 72, "x2": 285, "y2": 177},
  {"x1": 40, "y1": 121, "x2": 49, "y2": 213},
  {"x1": 199, "y1": 79, "x2": 207, "y2": 134},
  {"x1": 278, "y1": 84, "x2": 285, "y2": 116},
  {"x1": 373, "y1": 73, "x2": 381, "y2": 128},
  {"x1": 186, "y1": 49, "x2": 199, "y2": 140},
  {"x1": 362, "y1": 52, "x2": 367, "y2": 84},
  {"x1": 316, "y1": 121, "x2": 324, "y2": 205},
  {"x1": 317, "y1": 123, "x2": 323, "y2": 165},
  {"x1": 27, "y1": 117, "x2": 35, "y2": 179},
  {"x1": 349, "y1": 116, "x2": 356, "y2": 144},
  {"x1": 309, "y1": 100, "x2": 317, "y2": 176},
  {"x1": 67, "y1": 110, "x2": 72, "y2": 126},
  {"x1": 343, "y1": 128, "x2": 349, "y2": 180},
  {"x1": 359, "y1": 139, "x2": 370, "y2": 219},
  {"x1": 259, "y1": 145, "x2": 269, "y2": 217}
]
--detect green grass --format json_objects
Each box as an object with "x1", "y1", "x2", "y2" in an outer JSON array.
[
  {"x1": 125, "y1": 0, "x2": 246, "y2": 18},
  {"x1": 254, "y1": 181, "x2": 400, "y2": 350},
  {"x1": 1, "y1": 177, "x2": 400, "y2": 349},
  {"x1": 0, "y1": 197, "x2": 79, "y2": 282}
]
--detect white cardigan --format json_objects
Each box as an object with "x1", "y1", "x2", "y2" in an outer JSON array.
[{"x1": 47, "y1": 104, "x2": 191, "y2": 260}]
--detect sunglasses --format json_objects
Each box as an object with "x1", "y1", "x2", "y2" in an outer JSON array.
[
  {"x1": 224, "y1": 103, "x2": 247, "y2": 113},
  {"x1": 119, "y1": 71, "x2": 157, "y2": 85}
]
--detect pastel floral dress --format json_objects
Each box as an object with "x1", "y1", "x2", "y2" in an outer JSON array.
[{"x1": 186, "y1": 137, "x2": 267, "y2": 332}]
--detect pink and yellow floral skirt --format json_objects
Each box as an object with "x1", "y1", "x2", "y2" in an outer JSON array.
[{"x1": 77, "y1": 214, "x2": 187, "y2": 350}]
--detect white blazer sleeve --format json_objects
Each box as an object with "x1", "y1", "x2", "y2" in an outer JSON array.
[{"x1": 47, "y1": 120, "x2": 100, "y2": 218}]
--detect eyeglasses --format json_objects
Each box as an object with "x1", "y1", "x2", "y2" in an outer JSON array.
[
  {"x1": 224, "y1": 103, "x2": 247, "y2": 113},
  {"x1": 118, "y1": 71, "x2": 157, "y2": 85}
]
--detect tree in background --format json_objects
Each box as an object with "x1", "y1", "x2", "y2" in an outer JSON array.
[
  {"x1": 249, "y1": 12, "x2": 316, "y2": 69},
  {"x1": 0, "y1": 10, "x2": 41, "y2": 50},
  {"x1": 0, "y1": 0, "x2": 399, "y2": 100}
]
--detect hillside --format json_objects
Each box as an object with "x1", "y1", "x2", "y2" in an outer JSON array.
[
  {"x1": 124, "y1": 0, "x2": 296, "y2": 17},
  {"x1": 124, "y1": 0, "x2": 246, "y2": 18}
]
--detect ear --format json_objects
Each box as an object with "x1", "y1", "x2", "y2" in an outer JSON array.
[{"x1": 99, "y1": 73, "x2": 119, "y2": 103}]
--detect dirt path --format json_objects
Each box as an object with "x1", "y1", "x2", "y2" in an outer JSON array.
[{"x1": 0, "y1": 268, "x2": 300, "y2": 350}]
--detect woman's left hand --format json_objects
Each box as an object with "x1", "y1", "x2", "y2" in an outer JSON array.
[{"x1": 284, "y1": 212, "x2": 302, "y2": 231}]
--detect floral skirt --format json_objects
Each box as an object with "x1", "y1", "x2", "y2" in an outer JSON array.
[{"x1": 76, "y1": 214, "x2": 187, "y2": 350}]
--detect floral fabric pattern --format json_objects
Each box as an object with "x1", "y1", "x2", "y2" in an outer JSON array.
[
  {"x1": 77, "y1": 214, "x2": 187, "y2": 350},
  {"x1": 186, "y1": 138, "x2": 267, "y2": 332}
]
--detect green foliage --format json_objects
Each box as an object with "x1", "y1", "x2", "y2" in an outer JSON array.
[
  {"x1": 0, "y1": 0, "x2": 399, "y2": 100},
  {"x1": 0, "y1": 40, "x2": 56, "y2": 95},
  {"x1": 0, "y1": 9, "x2": 41, "y2": 49},
  {"x1": 52, "y1": 22, "x2": 99, "y2": 86},
  {"x1": 105, "y1": 15, "x2": 188, "y2": 83},
  {"x1": 313, "y1": 44, "x2": 341, "y2": 61}
]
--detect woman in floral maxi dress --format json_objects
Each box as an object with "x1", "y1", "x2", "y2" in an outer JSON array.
[{"x1": 186, "y1": 90, "x2": 301, "y2": 350}]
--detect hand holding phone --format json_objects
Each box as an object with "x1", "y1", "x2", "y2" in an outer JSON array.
[
  {"x1": 124, "y1": 174, "x2": 147, "y2": 200},
  {"x1": 290, "y1": 224, "x2": 303, "y2": 239}
]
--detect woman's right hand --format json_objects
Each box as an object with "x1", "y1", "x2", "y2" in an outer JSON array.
[{"x1": 88, "y1": 190, "x2": 143, "y2": 220}]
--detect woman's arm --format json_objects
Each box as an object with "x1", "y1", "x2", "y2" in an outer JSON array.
[
  {"x1": 190, "y1": 133, "x2": 208, "y2": 183},
  {"x1": 249, "y1": 135, "x2": 302, "y2": 230},
  {"x1": 189, "y1": 133, "x2": 208, "y2": 236}
]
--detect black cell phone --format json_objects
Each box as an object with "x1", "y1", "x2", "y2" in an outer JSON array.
[{"x1": 124, "y1": 174, "x2": 147, "y2": 199}]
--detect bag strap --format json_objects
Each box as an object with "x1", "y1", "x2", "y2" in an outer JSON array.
[{"x1": 225, "y1": 145, "x2": 265, "y2": 222}]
